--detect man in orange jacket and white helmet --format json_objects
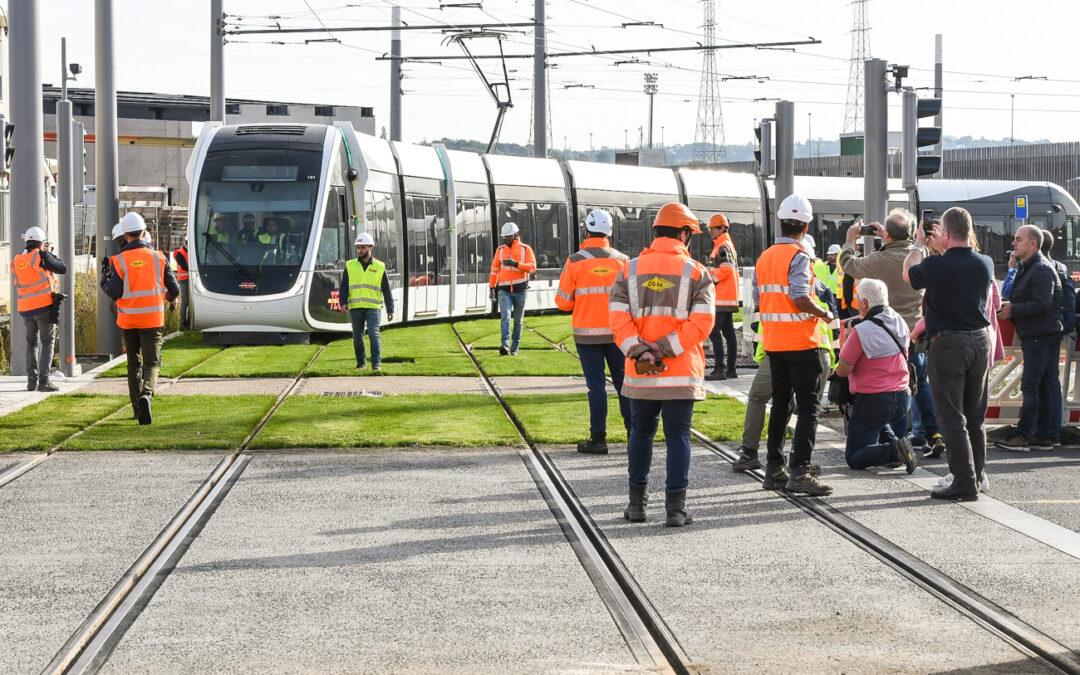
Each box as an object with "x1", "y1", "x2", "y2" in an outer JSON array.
[
  {"x1": 706, "y1": 214, "x2": 740, "y2": 381},
  {"x1": 609, "y1": 202, "x2": 715, "y2": 527},
  {"x1": 755, "y1": 194, "x2": 834, "y2": 496},
  {"x1": 556, "y1": 208, "x2": 631, "y2": 455}
]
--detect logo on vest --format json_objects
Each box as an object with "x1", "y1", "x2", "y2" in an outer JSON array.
[
  {"x1": 130, "y1": 260, "x2": 146, "y2": 268},
  {"x1": 15, "y1": 262, "x2": 27, "y2": 270},
  {"x1": 642, "y1": 277, "x2": 675, "y2": 292},
  {"x1": 591, "y1": 265, "x2": 613, "y2": 276}
]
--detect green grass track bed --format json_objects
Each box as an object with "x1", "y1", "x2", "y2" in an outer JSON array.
[
  {"x1": 187, "y1": 344, "x2": 321, "y2": 378},
  {"x1": 62, "y1": 395, "x2": 277, "y2": 451},
  {"x1": 306, "y1": 323, "x2": 476, "y2": 377},
  {"x1": 0, "y1": 395, "x2": 128, "y2": 452},
  {"x1": 505, "y1": 393, "x2": 750, "y2": 445},
  {"x1": 102, "y1": 332, "x2": 224, "y2": 379},
  {"x1": 251, "y1": 394, "x2": 520, "y2": 449}
]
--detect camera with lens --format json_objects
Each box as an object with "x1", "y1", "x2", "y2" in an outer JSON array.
[{"x1": 716, "y1": 246, "x2": 730, "y2": 263}]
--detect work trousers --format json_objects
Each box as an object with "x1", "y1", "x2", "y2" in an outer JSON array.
[
  {"x1": 926, "y1": 329, "x2": 990, "y2": 492},
  {"x1": 709, "y1": 310, "x2": 738, "y2": 372},
  {"x1": 179, "y1": 279, "x2": 191, "y2": 329},
  {"x1": 743, "y1": 349, "x2": 829, "y2": 453},
  {"x1": 766, "y1": 348, "x2": 825, "y2": 469},
  {"x1": 1018, "y1": 333, "x2": 1063, "y2": 440},
  {"x1": 498, "y1": 288, "x2": 527, "y2": 351},
  {"x1": 576, "y1": 341, "x2": 630, "y2": 438},
  {"x1": 627, "y1": 398, "x2": 694, "y2": 493},
  {"x1": 845, "y1": 390, "x2": 910, "y2": 469},
  {"x1": 23, "y1": 312, "x2": 56, "y2": 386},
  {"x1": 123, "y1": 327, "x2": 163, "y2": 412},
  {"x1": 349, "y1": 308, "x2": 382, "y2": 367},
  {"x1": 909, "y1": 347, "x2": 940, "y2": 439}
]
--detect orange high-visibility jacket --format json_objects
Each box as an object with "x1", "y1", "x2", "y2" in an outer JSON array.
[
  {"x1": 555, "y1": 237, "x2": 629, "y2": 344},
  {"x1": 488, "y1": 239, "x2": 537, "y2": 290},
  {"x1": 112, "y1": 247, "x2": 168, "y2": 330},
  {"x1": 173, "y1": 246, "x2": 190, "y2": 281},
  {"x1": 711, "y1": 260, "x2": 740, "y2": 311},
  {"x1": 755, "y1": 242, "x2": 821, "y2": 352},
  {"x1": 609, "y1": 237, "x2": 715, "y2": 400},
  {"x1": 12, "y1": 250, "x2": 57, "y2": 314}
]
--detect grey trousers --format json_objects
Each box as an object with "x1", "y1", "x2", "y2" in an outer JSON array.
[
  {"x1": 24, "y1": 313, "x2": 56, "y2": 385},
  {"x1": 123, "y1": 327, "x2": 164, "y2": 411},
  {"x1": 927, "y1": 329, "x2": 991, "y2": 491},
  {"x1": 741, "y1": 349, "x2": 829, "y2": 452}
]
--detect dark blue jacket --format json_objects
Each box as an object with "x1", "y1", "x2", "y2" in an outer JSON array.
[{"x1": 1010, "y1": 252, "x2": 1062, "y2": 339}]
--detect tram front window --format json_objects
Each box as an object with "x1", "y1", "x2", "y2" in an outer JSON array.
[{"x1": 194, "y1": 148, "x2": 322, "y2": 295}]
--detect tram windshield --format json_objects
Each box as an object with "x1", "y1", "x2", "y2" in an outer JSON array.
[{"x1": 194, "y1": 147, "x2": 322, "y2": 295}]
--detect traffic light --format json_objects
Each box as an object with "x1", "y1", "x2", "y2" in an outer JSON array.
[
  {"x1": 754, "y1": 118, "x2": 773, "y2": 177},
  {"x1": 901, "y1": 88, "x2": 942, "y2": 188},
  {"x1": 73, "y1": 123, "x2": 87, "y2": 202},
  {"x1": 0, "y1": 116, "x2": 12, "y2": 172}
]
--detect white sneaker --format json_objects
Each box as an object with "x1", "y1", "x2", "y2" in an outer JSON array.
[
  {"x1": 978, "y1": 473, "x2": 990, "y2": 493},
  {"x1": 936, "y1": 473, "x2": 954, "y2": 489}
]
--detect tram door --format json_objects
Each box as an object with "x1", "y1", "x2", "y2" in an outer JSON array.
[
  {"x1": 458, "y1": 198, "x2": 492, "y2": 312},
  {"x1": 405, "y1": 195, "x2": 446, "y2": 318}
]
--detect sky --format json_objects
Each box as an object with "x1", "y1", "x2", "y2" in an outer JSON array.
[{"x1": 26, "y1": 0, "x2": 1080, "y2": 151}]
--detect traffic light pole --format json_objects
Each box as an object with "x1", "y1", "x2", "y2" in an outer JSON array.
[
  {"x1": 95, "y1": 0, "x2": 122, "y2": 357},
  {"x1": 8, "y1": 0, "x2": 47, "y2": 376},
  {"x1": 210, "y1": 0, "x2": 225, "y2": 122},
  {"x1": 58, "y1": 39, "x2": 79, "y2": 377},
  {"x1": 863, "y1": 58, "x2": 888, "y2": 227},
  {"x1": 774, "y1": 100, "x2": 795, "y2": 220}
]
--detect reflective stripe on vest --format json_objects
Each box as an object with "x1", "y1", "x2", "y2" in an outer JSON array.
[
  {"x1": 174, "y1": 247, "x2": 189, "y2": 281},
  {"x1": 495, "y1": 244, "x2": 530, "y2": 286},
  {"x1": 346, "y1": 258, "x2": 386, "y2": 309},
  {"x1": 756, "y1": 243, "x2": 819, "y2": 352},
  {"x1": 114, "y1": 248, "x2": 167, "y2": 329},
  {"x1": 12, "y1": 250, "x2": 55, "y2": 313}
]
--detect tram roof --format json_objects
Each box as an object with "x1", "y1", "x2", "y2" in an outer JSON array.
[
  {"x1": 565, "y1": 160, "x2": 679, "y2": 196},
  {"x1": 483, "y1": 154, "x2": 566, "y2": 189},
  {"x1": 678, "y1": 168, "x2": 761, "y2": 200},
  {"x1": 352, "y1": 131, "x2": 399, "y2": 176}
]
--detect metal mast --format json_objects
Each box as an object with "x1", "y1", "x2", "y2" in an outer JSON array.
[
  {"x1": 691, "y1": 0, "x2": 725, "y2": 164},
  {"x1": 842, "y1": 0, "x2": 870, "y2": 133}
]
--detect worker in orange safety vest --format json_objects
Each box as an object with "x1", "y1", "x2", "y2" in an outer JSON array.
[
  {"x1": 754, "y1": 194, "x2": 834, "y2": 497},
  {"x1": 101, "y1": 212, "x2": 180, "y2": 425},
  {"x1": 609, "y1": 202, "x2": 715, "y2": 528},
  {"x1": 489, "y1": 222, "x2": 537, "y2": 355},
  {"x1": 172, "y1": 242, "x2": 191, "y2": 329},
  {"x1": 705, "y1": 214, "x2": 741, "y2": 381},
  {"x1": 556, "y1": 208, "x2": 631, "y2": 455},
  {"x1": 12, "y1": 227, "x2": 67, "y2": 392}
]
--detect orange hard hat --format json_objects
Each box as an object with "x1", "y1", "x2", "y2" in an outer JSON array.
[
  {"x1": 653, "y1": 202, "x2": 701, "y2": 233},
  {"x1": 708, "y1": 214, "x2": 729, "y2": 229}
]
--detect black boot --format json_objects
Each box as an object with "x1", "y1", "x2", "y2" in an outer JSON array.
[
  {"x1": 37, "y1": 380, "x2": 59, "y2": 393},
  {"x1": 704, "y1": 369, "x2": 726, "y2": 381},
  {"x1": 664, "y1": 489, "x2": 692, "y2": 527},
  {"x1": 725, "y1": 367, "x2": 738, "y2": 379},
  {"x1": 732, "y1": 447, "x2": 762, "y2": 473},
  {"x1": 26, "y1": 377, "x2": 37, "y2": 392},
  {"x1": 762, "y1": 463, "x2": 790, "y2": 490},
  {"x1": 577, "y1": 434, "x2": 609, "y2": 455},
  {"x1": 624, "y1": 483, "x2": 648, "y2": 522}
]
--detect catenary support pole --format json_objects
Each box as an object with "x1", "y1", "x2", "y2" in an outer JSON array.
[
  {"x1": 532, "y1": 0, "x2": 546, "y2": 158},
  {"x1": 934, "y1": 34, "x2": 944, "y2": 177},
  {"x1": 58, "y1": 39, "x2": 79, "y2": 377},
  {"x1": 863, "y1": 58, "x2": 888, "y2": 226},
  {"x1": 8, "y1": 0, "x2": 47, "y2": 376},
  {"x1": 390, "y1": 6, "x2": 402, "y2": 142},
  {"x1": 96, "y1": 0, "x2": 121, "y2": 356},
  {"x1": 210, "y1": 0, "x2": 225, "y2": 122},
  {"x1": 774, "y1": 100, "x2": 795, "y2": 216}
]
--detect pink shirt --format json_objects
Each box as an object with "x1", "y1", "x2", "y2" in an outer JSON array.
[{"x1": 839, "y1": 328, "x2": 910, "y2": 394}]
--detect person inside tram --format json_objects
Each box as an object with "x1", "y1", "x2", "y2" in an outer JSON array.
[
  {"x1": 238, "y1": 213, "x2": 260, "y2": 244},
  {"x1": 259, "y1": 217, "x2": 285, "y2": 264},
  {"x1": 206, "y1": 213, "x2": 236, "y2": 264}
]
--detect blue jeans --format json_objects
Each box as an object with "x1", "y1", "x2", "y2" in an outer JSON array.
[
  {"x1": 497, "y1": 288, "x2": 527, "y2": 351},
  {"x1": 1018, "y1": 334, "x2": 1062, "y2": 440},
  {"x1": 845, "y1": 390, "x2": 910, "y2": 469},
  {"x1": 577, "y1": 342, "x2": 630, "y2": 437},
  {"x1": 349, "y1": 308, "x2": 382, "y2": 366},
  {"x1": 627, "y1": 398, "x2": 694, "y2": 492},
  {"x1": 909, "y1": 349, "x2": 939, "y2": 438},
  {"x1": 709, "y1": 310, "x2": 738, "y2": 372}
]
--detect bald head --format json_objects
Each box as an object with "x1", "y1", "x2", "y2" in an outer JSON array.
[{"x1": 1012, "y1": 224, "x2": 1043, "y2": 263}]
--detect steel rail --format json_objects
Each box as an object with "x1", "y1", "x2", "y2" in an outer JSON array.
[
  {"x1": 42, "y1": 343, "x2": 328, "y2": 674},
  {"x1": 451, "y1": 324, "x2": 693, "y2": 674}
]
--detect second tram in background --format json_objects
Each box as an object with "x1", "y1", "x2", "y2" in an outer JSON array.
[{"x1": 184, "y1": 121, "x2": 1080, "y2": 342}]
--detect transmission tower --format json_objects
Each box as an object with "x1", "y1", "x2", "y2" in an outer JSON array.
[
  {"x1": 692, "y1": 0, "x2": 725, "y2": 163},
  {"x1": 842, "y1": 0, "x2": 870, "y2": 134}
]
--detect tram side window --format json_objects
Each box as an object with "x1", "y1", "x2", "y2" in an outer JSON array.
[
  {"x1": 405, "y1": 195, "x2": 447, "y2": 285},
  {"x1": 974, "y1": 219, "x2": 1007, "y2": 266},
  {"x1": 316, "y1": 187, "x2": 348, "y2": 271},
  {"x1": 458, "y1": 199, "x2": 492, "y2": 284},
  {"x1": 497, "y1": 201, "x2": 570, "y2": 279},
  {"x1": 365, "y1": 191, "x2": 401, "y2": 284}
]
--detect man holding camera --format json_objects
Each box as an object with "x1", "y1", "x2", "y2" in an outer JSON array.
[
  {"x1": 841, "y1": 209, "x2": 943, "y2": 458},
  {"x1": 12, "y1": 227, "x2": 67, "y2": 392}
]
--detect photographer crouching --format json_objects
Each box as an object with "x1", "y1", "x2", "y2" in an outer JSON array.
[{"x1": 11, "y1": 228, "x2": 68, "y2": 392}]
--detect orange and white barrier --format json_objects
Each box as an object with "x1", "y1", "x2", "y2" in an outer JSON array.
[{"x1": 985, "y1": 319, "x2": 1080, "y2": 425}]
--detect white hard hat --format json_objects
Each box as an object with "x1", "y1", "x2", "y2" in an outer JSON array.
[
  {"x1": 354, "y1": 232, "x2": 374, "y2": 246},
  {"x1": 22, "y1": 227, "x2": 46, "y2": 242},
  {"x1": 112, "y1": 223, "x2": 125, "y2": 239},
  {"x1": 501, "y1": 222, "x2": 520, "y2": 237},
  {"x1": 584, "y1": 209, "x2": 613, "y2": 236},
  {"x1": 802, "y1": 234, "x2": 816, "y2": 256},
  {"x1": 778, "y1": 194, "x2": 814, "y2": 224},
  {"x1": 826, "y1": 244, "x2": 841, "y2": 255},
  {"x1": 118, "y1": 212, "x2": 146, "y2": 234}
]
